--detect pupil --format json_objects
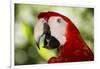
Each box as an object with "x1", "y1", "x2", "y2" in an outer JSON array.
[{"x1": 57, "y1": 19, "x2": 61, "y2": 23}]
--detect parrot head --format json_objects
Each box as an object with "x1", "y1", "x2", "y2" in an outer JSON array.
[
  {"x1": 34, "y1": 11, "x2": 94, "y2": 62},
  {"x1": 34, "y1": 11, "x2": 74, "y2": 50}
]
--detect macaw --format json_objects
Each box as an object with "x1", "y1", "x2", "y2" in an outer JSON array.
[{"x1": 34, "y1": 11, "x2": 94, "y2": 63}]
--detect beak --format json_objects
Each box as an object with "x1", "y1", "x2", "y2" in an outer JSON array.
[
  {"x1": 36, "y1": 23, "x2": 60, "y2": 49},
  {"x1": 36, "y1": 23, "x2": 51, "y2": 49}
]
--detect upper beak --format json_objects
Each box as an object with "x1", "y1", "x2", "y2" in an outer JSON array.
[{"x1": 36, "y1": 23, "x2": 51, "y2": 49}]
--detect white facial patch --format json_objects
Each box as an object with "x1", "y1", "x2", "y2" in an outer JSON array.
[
  {"x1": 34, "y1": 18, "x2": 47, "y2": 43},
  {"x1": 48, "y1": 16, "x2": 67, "y2": 46}
]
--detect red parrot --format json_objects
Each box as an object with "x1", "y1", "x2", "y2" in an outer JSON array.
[{"x1": 34, "y1": 11, "x2": 94, "y2": 63}]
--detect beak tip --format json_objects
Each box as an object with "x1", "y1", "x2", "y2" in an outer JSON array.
[{"x1": 36, "y1": 42, "x2": 40, "y2": 49}]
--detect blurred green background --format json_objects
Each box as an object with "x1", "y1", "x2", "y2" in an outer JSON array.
[{"x1": 14, "y1": 4, "x2": 94, "y2": 65}]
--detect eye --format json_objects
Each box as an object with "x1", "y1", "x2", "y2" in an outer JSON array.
[{"x1": 57, "y1": 18, "x2": 61, "y2": 23}]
